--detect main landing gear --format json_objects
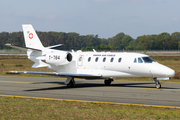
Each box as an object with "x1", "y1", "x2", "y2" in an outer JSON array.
[
  {"x1": 65, "y1": 77, "x2": 75, "y2": 88},
  {"x1": 153, "y1": 77, "x2": 161, "y2": 89},
  {"x1": 65, "y1": 77, "x2": 114, "y2": 87},
  {"x1": 104, "y1": 78, "x2": 114, "y2": 86}
]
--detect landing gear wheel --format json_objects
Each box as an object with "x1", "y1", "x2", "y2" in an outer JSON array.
[
  {"x1": 153, "y1": 78, "x2": 161, "y2": 89},
  {"x1": 104, "y1": 79, "x2": 113, "y2": 86},
  {"x1": 67, "y1": 78, "x2": 75, "y2": 88},
  {"x1": 155, "y1": 83, "x2": 161, "y2": 89},
  {"x1": 104, "y1": 80, "x2": 111, "y2": 86}
]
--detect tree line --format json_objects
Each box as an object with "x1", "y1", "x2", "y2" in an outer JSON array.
[{"x1": 1, "y1": 31, "x2": 180, "y2": 51}]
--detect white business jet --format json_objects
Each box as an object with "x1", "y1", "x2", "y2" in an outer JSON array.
[{"x1": 5, "y1": 24, "x2": 175, "y2": 88}]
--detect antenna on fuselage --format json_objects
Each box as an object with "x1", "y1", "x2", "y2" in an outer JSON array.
[{"x1": 93, "y1": 49, "x2": 96, "y2": 52}]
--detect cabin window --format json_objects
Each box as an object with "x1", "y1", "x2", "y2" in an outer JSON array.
[
  {"x1": 88, "y1": 57, "x2": 91, "y2": 62},
  {"x1": 103, "y1": 57, "x2": 106, "y2": 62},
  {"x1": 118, "y1": 58, "x2": 122, "y2": 62},
  {"x1": 142, "y1": 57, "x2": 156, "y2": 63},
  {"x1": 110, "y1": 58, "x2": 114, "y2": 62},
  {"x1": 95, "y1": 57, "x2": 99, "y2": 62},
  {"x1": 134, "y1": 58, "x2": 137, "y2": 63},
  {"x1": 138, "y1": 58, "x2": 143, "y2": 63}
]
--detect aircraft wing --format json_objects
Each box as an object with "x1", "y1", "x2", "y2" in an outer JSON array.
[{"x1": 9, "y1": 71, "x2": 102, "y2": 79}]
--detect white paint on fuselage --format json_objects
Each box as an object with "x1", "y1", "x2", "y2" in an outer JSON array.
[{"x1": 39, "y1": 50, "x2": 174, "y2": 79}]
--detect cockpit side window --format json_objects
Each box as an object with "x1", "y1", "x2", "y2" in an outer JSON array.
[
  {"x1": 138, "y1": 58, "x2": 143, "y2": 63},
  {"x1": 134, "y1": 58, "x2": 137, "y2": 63},
  {"x1": 142, "y1": 57, "x2": 156, "y2": 63}
]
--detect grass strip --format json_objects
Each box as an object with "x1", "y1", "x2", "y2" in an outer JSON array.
[{"x1": 0, "y1": 95, "x2": 180, "y2": 120}]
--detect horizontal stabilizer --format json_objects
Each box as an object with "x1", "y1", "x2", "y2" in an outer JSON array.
[
  {"x1": 9, "y1": 71, "x2": 102, "y2": 78},
  {"x1": 5, "y1": 44, "x2": 41, "y2": 51},
  {"x1": 46, "y1": 44, "x2": 64, "y2": 49}
]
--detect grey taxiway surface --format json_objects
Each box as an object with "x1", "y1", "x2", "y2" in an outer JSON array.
[{"x1": 0, "y1": 76, "x2": 180, "y2": 107}]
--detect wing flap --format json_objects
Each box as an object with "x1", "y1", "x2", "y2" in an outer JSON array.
[{"x1": 9, "y1": 71, "x2": 102, "y2": 78}]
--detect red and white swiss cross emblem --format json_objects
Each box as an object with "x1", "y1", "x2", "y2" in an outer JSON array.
[{"x1": 29, "y1": 33, "x2": 33, "y2": 39}]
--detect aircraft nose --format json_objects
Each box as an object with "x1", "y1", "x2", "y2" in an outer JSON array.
[
  {"x1": 150, "y1": 64, "x2": 175, "y2": 77},
  {"x1": 159, "y1": 65, "x2": 175, "y2": 77},
  {"x1": 167, "y1": 68, "x2": 175, "y2": 77}
]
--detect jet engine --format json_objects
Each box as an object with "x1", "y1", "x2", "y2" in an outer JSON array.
[{"x1": 44, "y1": 52, "x2": 72, "y2": 66}]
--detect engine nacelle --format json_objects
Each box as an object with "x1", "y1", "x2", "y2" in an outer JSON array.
[{"x1": 45, "y1": 52, "x2": 72, "y2": 66}]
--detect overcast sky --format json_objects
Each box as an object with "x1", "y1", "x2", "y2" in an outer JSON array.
[{"x1": 0, "y1": 0, "x2": 180, "y2": 39}]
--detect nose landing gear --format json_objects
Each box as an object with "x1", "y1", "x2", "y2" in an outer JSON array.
[{"x1": 153, "y1": 78, "x2": 161, "y2": 89}]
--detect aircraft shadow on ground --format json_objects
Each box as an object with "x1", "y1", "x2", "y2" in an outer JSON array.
[{"x1": 24, "y1": 82, "x2": 179, "y2": 91}]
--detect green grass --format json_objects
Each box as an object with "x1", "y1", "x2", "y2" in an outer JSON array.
[{"x1": 0, "y1": 96, "x2": 180, "y2": 120}]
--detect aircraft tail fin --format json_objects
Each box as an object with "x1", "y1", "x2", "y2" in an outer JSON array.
[{"x1": 22, "y1": 24, "x2": 44, "y2": 50}]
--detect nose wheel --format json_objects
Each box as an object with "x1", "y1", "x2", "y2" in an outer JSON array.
[
  {"x1": 155, "y1": 83, "x2": 161, "y2": 89},
  {"x1": 153, "y1": 78, "x2": 161, "y2": 89}
]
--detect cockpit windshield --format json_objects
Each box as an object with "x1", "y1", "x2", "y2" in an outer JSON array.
[{"x1": 142, "y1": 57, "x2": 156, "y2": 63}]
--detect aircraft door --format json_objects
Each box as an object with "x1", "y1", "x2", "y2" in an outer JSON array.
[{"x1": 77, "y1": 55, "x2": 84, "y2": 66}]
